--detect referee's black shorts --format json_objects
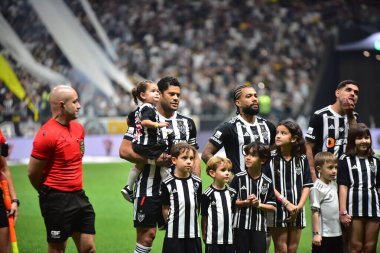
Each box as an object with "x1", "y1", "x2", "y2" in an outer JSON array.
[{"x1": 39, "y1": 185, "x2": 95, "y2": 243}]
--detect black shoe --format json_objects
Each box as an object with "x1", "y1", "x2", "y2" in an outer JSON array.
[{"x1": 121, "y1": 185, "x2": 134, "y2": 203}]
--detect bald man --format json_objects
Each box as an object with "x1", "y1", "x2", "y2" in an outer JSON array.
[{"x1": 28, "y1": 85, "x2": 96, "y2": 253}]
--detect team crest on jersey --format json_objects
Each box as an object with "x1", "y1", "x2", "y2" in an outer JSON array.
[
  {"x1": 260, "y1": 184, "x2": 269, "y2": 195},
  {"x1": 79, "y1": 140, "x2": 85, "y2": 155},
  {"x1": 369, "y1": 162, "x2": 377, "y2": 173},
  {"x1": 295, "y1": 164, "x2": 302, "y2": 175},
  {"x1": 194, "y1": 182, "x2": 200, "y2": 192},
  {"x1": 137, "y1": 210, "x2": 145, "y2": 222}
]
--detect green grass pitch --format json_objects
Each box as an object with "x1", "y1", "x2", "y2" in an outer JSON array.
[{"x1": 11, "y1": 162, "x2": 379, "y2": 252}]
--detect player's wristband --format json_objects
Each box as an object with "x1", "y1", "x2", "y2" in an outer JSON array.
[
  {"x1": 284, "y1": 201, "x2": 290, "y2": 207},
  {"x1": 312, "y1": 231, "x2": 320, "y2": 235},
  {"x1": 277, "y1": 194, "x2": 284, "y2": 202},
  {"x1": 340, "y1": 210, "x2": 348, "y2": 216},
  {"x1": 147, "y1": 159, "x2": 156, "y2": 165}
]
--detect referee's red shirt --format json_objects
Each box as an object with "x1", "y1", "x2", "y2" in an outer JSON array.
[
  {"x1": 31, "y1": 118, "x2": 85, "y2": 191},
  {"x1": 0, "y1": 130, "x2": 6, "y2": 144}
]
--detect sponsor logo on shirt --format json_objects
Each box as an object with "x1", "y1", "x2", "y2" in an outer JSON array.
[{"x1": 328, "y1": 125, "x2": 335, "y2": 130}]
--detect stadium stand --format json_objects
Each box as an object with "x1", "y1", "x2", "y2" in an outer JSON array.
[{"x1": 1, "y1": 0, "x2": 380, "y2": 136}]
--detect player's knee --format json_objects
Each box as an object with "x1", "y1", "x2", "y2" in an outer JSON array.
[{"x1": 138, "y1": 229, "x2": 156, "y2": 246}]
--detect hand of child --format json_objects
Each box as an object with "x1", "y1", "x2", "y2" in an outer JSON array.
[
  {"x1": 158, "y1": 121, "x2": 170, "y2": 128},
  {"x1": 285, "y1": 203, "x2": 298, "y2": 222},
  {"x1": 340, "y1": 213, "x2": 352, "y2": 227},
  {"x1": 312, "y1": 234, "x2": 322, "y2": 246}
]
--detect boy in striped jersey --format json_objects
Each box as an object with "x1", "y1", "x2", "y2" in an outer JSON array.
[
  {"x1": 201, "y1": 156, "x2": 237, "y2": 253},
  {"x1": 161, "y1": 143, "x2": 202, "y2": 253},
  {"x1": 230, "y1": 142, "x2": 276, "y2": 253},
  {"x1": 305, "y1": 80, "x2": 360, "y2": 181}
]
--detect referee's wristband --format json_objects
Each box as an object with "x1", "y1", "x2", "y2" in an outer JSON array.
[{"x1": 147, "y1": 159, "x2": 156, "y2": 165}]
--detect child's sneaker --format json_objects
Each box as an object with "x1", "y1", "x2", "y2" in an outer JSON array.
[{"x1": 121, "y1": 185, "x2": 134, "y2": 203}]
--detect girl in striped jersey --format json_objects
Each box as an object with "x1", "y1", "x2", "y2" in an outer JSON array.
[
  {"x1": 337, "y1": 123, "x2": 380, "y2": 253},
  {"x1": 230, "y1": 142, "x2": 276, "y2": 253},
  {"x1": 264, "y1": 121, "x2": 313, "y2": 253},
  {"x1": 161, "y1": 143, "x2": 202, "y2": 253},
  {"x1": 201, "y1": 156, "x2": 237, "y2": 253}
]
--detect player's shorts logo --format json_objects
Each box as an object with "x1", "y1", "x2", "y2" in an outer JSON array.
[{"x1": 138, "y1": 211, "x2": 145, "y2": 222}]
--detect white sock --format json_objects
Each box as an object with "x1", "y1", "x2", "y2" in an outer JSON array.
[
  {"x1": 134, "y1": 242, "x2": 151, "y2": 253},
  {"x1": 127, "y1": 166, "x2": 140, "y2": 189}
]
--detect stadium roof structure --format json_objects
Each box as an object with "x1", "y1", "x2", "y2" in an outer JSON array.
[{"x1": 336, "y1": 32, "x2": 380, "y2": 51}]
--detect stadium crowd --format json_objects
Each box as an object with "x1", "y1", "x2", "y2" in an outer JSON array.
[{"x1": 1, "y1": 0, "x2": 380, "y2": 136}]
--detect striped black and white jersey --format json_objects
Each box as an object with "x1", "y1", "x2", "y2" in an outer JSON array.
[
  {"x1": 208, "y1": 115, "x2": 275, "y2": 174},
  {"x1": 132, "y1": 103, "x2": 162, "y2": 146},
  {"x1": 337, "y1": 155, "x2": 380, "y2": 218},
  {"x1": 305, "y1": 105, "x2": 359, "y2": 157},
  {"x1": 229, "y1": 171, "x2": 276, "y2": 232},
  {"x1": 123, "y1": 110, "x2": 199, "y2": 198},
  {"x1": 161, "y1": 174, "x2": 202, "y2": 238},
  {"x1": 201, "y1": 186, "x2": 237, "y2": 245},
  {"x1": 264, "y1": 153, "x2": 313, "y2": 227}
]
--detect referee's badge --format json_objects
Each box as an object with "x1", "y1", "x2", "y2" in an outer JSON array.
[
  {"x1": 138, "y1": 211, "x2": 145, "y2": 222},
  {"x1": 370, "y1": 162, "x2": 377, "y2": 173},
  {"x1": 79, "y1": 139, "x2": 85, "y2": 155}
]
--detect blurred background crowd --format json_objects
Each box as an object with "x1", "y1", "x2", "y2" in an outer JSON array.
[{"x1": 1, "y1": 0, "x2": 380, "y2": 137}]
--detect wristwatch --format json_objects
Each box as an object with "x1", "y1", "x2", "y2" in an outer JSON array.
[
  {"x1": 312, "y1": 231, "x2": 320, "y2": 235},
  {"x1": 11, "y1": 199, "x2": 20, "y2": 207}
]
